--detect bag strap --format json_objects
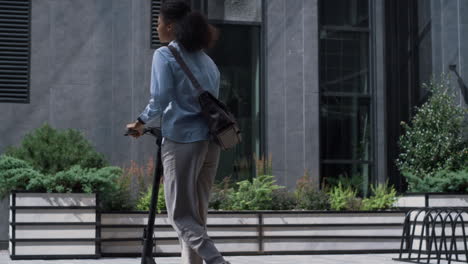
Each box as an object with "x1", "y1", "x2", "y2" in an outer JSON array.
[{"x1": 168, "y1": 45, "x2": 204, "y2": 94}]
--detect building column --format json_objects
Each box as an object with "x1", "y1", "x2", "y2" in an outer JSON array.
[
  {"x1": 371, "y1": 0, "x2": 388, "y2": 185},
  {"x1": 265, "y1": 0, "x2": 320, "y2": 190}
]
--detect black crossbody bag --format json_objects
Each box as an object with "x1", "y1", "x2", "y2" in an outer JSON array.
[{"x1": 168, "y1": 45, "x2": 242, "y2": 150}]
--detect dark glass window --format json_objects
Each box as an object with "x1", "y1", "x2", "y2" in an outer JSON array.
[
  {"x1": 320, "y1": 31, "x2": 369, "y2": 94},
  {"x1": 206, "y1": 24, "x2": 261, "y2": 183},
  {"x1": 384, "y1": 0, "x2": 429, "y2": 192},
  {"x1": 320, "y1": 96, "x2": 371, "y2": 161},
  {"x1": 319, "y1": 0, "x2": 373, "y2": 196},
  {"x1": 320, "y1": 0, "x2": 369, "y2": 27}
]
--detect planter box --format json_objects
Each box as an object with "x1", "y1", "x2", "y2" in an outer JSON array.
[
  {"x1": 0, "y1": 196, "x2": 9, "y2": 250},
  {"x1": 99, "y1": 210, "x2": 406, "y2": 257},
  {"x1": 395, "y1": 193, "x2": 468, "y2": 208},
  {"x1": 427, "y1": 193, "x2": 468, "y2": 207},
  {"x1": 9, "y1": 191, "x2": 99, "y2": 260},
  {"x1": 6, "y1": 191, "x2": 410, "y2": 258}
]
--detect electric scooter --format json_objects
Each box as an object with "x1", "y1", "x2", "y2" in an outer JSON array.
[{"x1": 125, "y1": 127, "x2": 162, "y2": 264}]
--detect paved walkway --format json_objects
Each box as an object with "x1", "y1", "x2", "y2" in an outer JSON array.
[{"x1": 0, "y1": 251, "x2": 421, "y2": 264}]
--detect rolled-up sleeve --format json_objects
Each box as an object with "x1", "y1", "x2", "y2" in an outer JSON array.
[{"x1": 138, "y1": 49, "x2": 173, "y2": 124}]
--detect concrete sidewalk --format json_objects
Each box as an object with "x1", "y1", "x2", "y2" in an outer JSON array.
[{"x1": 0, "y1": 251, "x2": 417, "y2": 264}]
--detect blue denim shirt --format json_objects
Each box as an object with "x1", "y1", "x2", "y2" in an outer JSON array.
[{"x1": 137, "y1": 40, "x2": 220, "y2": 143}]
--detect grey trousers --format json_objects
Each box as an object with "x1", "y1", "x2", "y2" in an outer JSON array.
[{"x1": 161, "y1": 137, "x2": 227, "y2": 264}]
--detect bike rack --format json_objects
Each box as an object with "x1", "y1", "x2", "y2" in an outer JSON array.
[{"x1": 393, "y1": 207, "x2": 468, "y2": 263}]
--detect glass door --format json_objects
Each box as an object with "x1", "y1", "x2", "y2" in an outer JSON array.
[
  {"x1": 206, "y1": 24, "x2": 262, "y2": 183},
  {"x1": 319, "y1": 0, "x2": 373, "y2": 197}
]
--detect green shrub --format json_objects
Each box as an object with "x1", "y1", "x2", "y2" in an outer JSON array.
[
  {"x1": 403, "y1": 168, "x2": 468, "y2": 193},
  {"x1": 294, "y1": 173, "x2": 330, "y2": 210},
  {"x1": 0, "y1": 155, "x2": 31, "y2": 171},
  {"x1": 396, "y1": 76, "x2": 468, "y2": 192},
  {"x1": 0, "y1": 155, "x2": 45, "y2": 199},
  {"x1": 4, "y1": 123, "x2": 108, "y2": 174},
  {"x1": 209, "y1": 188, "x2": 232, "y2": 210},
  {"x1": 227, "y1": 175, "x2": 283, "y2": 210},
  {"x1": 135, "y1": 184, "x2": 166, "y2": 213},
  {"x1": 271, "y1": 188, "x2": 297, "y2": 210},
  {"x1": 209, "y1": 177, "x2": 234, "y2": 210},
  {"x1": 324, "y1": 173, "x2": 366, "y2": 197},
  {"x1": 38, "y1": 165, "x2": 128, "y2": 211},
  {"x1": 327, "y1": 182, "x2": 360, "y2": 211},
  {"x1": 102, "y1": 170, "x2": 134, "y2": 212},
  {"x1": 37, "y1": 165, "x2": 120, "y2": 193},
  {"x1": 361, "y1": 181, "x2": 398, "y2": 210},
  {"x1": 107, "y1": 158, "x2": 158, "y2": 211},
  {"x1": 347, "y1": 197, "x2": 363, "y2": 210},
  {"x1": 53, "y1": 166, "x2": 127, "y2": 211},
  {"x1": 0, "y1": 154, "x2": 128, "y2": 211}
]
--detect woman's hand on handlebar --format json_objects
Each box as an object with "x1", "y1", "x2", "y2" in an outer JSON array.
[{"x1": 126, "y1": 121, "x2": 144, "y2": 138}]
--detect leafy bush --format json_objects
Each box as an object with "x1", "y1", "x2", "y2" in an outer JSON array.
[
  {"x1": 209, "y1": 188, "x2": 232, "y2": 210},
  {"x1": 1, "y1": 124, "x2": 129, "y2": 210},
  {"x1": 135, "y1": 184, "x2": 166, "y2": 213},
  {"x1": 119, "y1": 158, "x2": 156, "y2": 210},
  {"x1": 0, "y1": 155, "x2": 44, "y2": 199},
  {"x1": 42, "y1": 165, "x2": 127, "y2": 211},
  {"x1": 403, "y1": 169, "x2": 468, "y2": 193},
  {"x1": 209, "y1": 177, "x2": 235, "y2": 210},
  {"x1": 294, "y1": 172, "x2": 330, "y2": 210},
  {"x1": 4, "y1": 123, "x2": 108, "y2": 174},
  {"x1": 324, "y1": 173, "x2": 365, "y2": 197},
  {"x1": 32, "y1": 165, "x2": 117, "y2": 193},
  {"x1": 36, "y1": 165, "x2": 127, "y2": 211},
  {"x1": 271, "y1": 188, "x2": 297, "y2": 210},
  {"x1": 227, "y1": 175, "x2": 283, "y2": 210},
  {"x1": 104, "y1": 167, "x2": 134, "y2": 211},
  {"x1": 361, "y1": 181, "x2": 398, "y2": 210},
  {"x1": 396, "y1": 77, "x2": 468, "y2": 192},
  {"x1": 0, "y1": 155, "x2": 128, "y2": 210},
  {"x1": 327, "y1": 182, "x2": 360, "y2": 211},
  {"x1": 346, "y1": 196, "x2": 363, "y2": 210}
]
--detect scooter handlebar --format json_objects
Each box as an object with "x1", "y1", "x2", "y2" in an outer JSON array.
[{"x1": 124, "y1": 127, "x2": 161, "y2": 138}]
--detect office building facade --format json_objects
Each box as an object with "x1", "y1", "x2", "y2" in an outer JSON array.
[{"x1": 0, "y1": 0, "x2": 467, "y2": 249}]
